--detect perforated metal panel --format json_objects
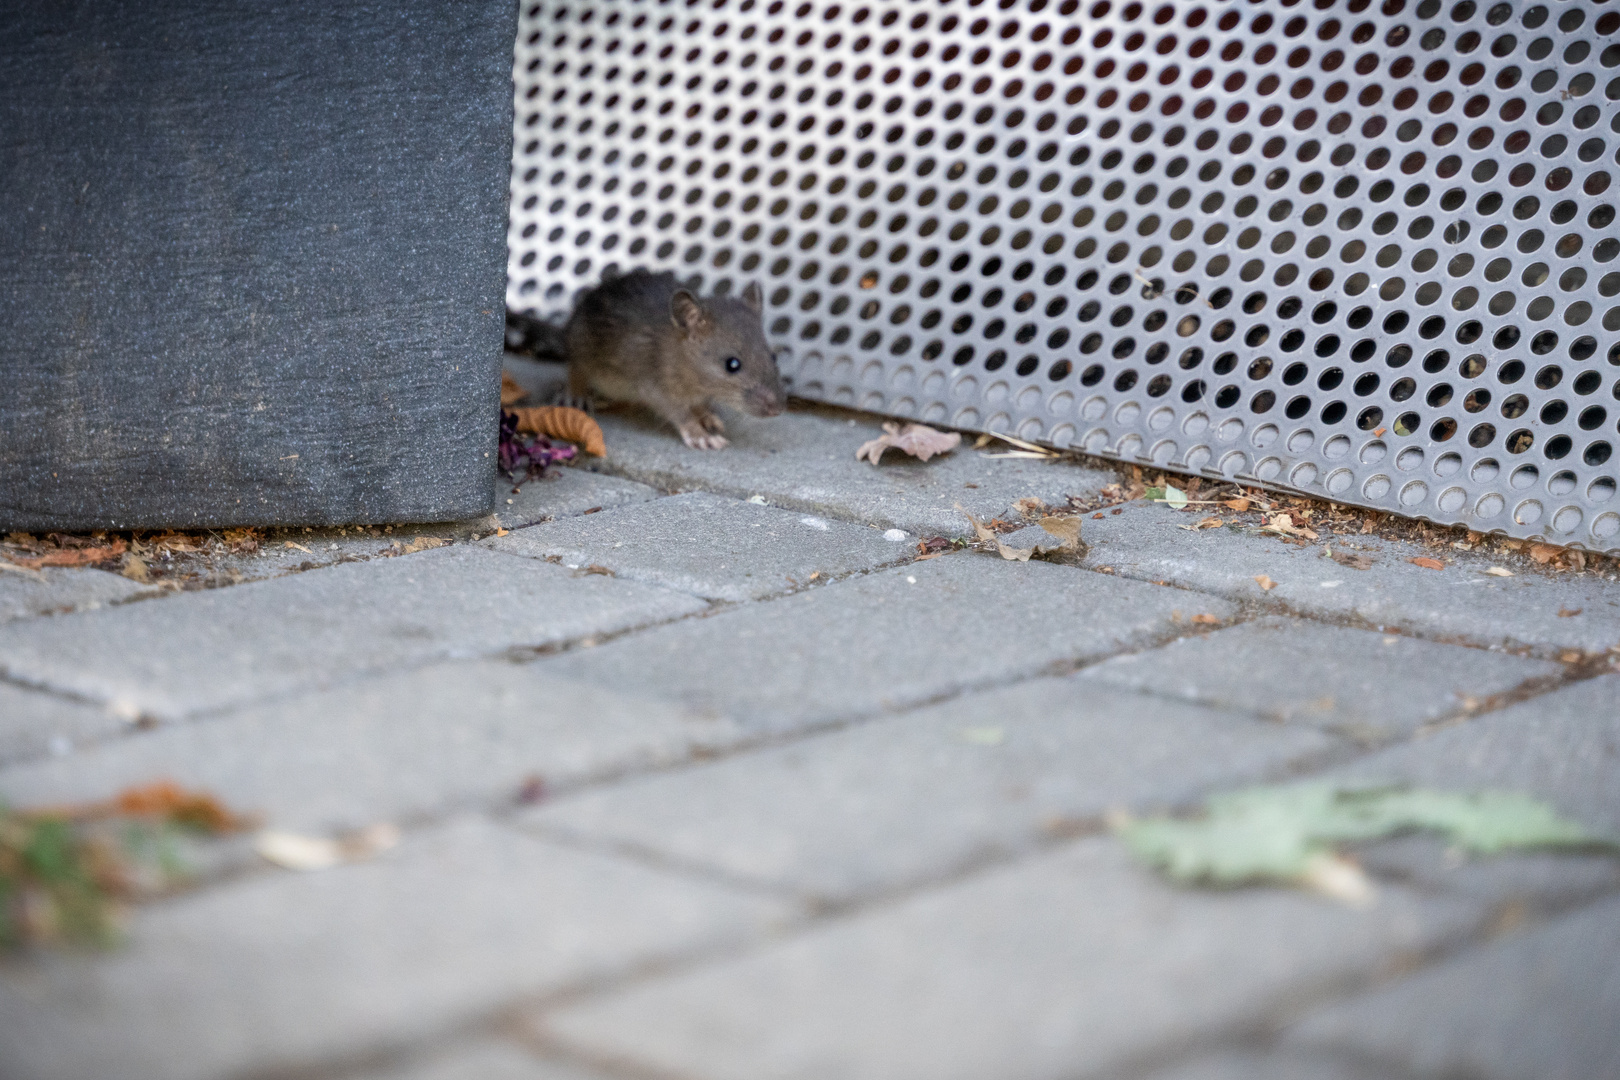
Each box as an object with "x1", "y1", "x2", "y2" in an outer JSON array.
[{"x1": 508, "y1": 0, "x2": 1620, "y2": 551}]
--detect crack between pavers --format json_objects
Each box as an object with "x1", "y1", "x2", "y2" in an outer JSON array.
[
  {"x1": 1084, "y1": 556, "x2": 1620, "y2": 663},
  {"x1": 1095, "y1": 1033, "x2": 1434, "y2": 1080}
]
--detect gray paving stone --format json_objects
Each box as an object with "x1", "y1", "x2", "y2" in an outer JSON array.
[
  {"x1": 1138, "y1": 1049, "x2": 1394, "y2": 1080},
  {"x1": 1285, "y1": 896, "x2": 1620, "y2": 1080},
  {"x1": 488, "y1": 492, "x2": 912, "y2": 602},
  {"x1": 537, "y1": 838, "x2": 1480, "y2": 1080},
  {"x1": 504, "y1": 357, "x2": 1115, "y2": 537},
  {"x1": 0, "y1": 816, "x2": 793, "y2": 1080},
  {"x1": 1078, "y1": 616, "x2": 1564, "y2": 743},
  {"x1": 342, "y1": 1040, "x2": 609, "y2": 1080},
  {"x1": 492, "y1": 466, "x2": 661, "y2": 531},
  {"x1": 1333, "y1": 675, "x2": 1620, "y2": 835},
  {"x1": 1353, "y1": 834, "x2": 1620, "y2": 916},
  {"x1": 0, "y1": 546, "x2": 706, "y2": 721},
  {"x1": 0, "y1": 681, "x2": 132, "y2": 767},
  {"x1": 1077, "y1": 502, "x2": 1620, "y2": 655},
  {"x1": 0, "y1": 661, "x2": 747, "y2": 833},
  {"x1": 537, "y1": 553, "x2": 1237, "y2": 735},
  {"x1": 0, "y1": 566, "x2": 147, "y2": 624},
  {"x1": 524, "y1": 679, "x2": 1333, "y2": 902}
]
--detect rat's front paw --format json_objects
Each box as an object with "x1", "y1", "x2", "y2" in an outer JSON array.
[{"x1": 679, "y1": 426, "x2": 730, "y2": 450}]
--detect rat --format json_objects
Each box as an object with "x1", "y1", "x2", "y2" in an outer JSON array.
[{"x1": 528, "y1": 269, "x2": 786, "y2": 450}]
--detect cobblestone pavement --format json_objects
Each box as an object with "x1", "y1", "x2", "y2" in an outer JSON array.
[{"x1": 1, "y1": 357, "x2": 1617, "y2": 1080}]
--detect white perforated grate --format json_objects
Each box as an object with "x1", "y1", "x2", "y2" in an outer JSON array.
[{"x1": 509, "y1": 0, "x2": 1620, "y2": 551}]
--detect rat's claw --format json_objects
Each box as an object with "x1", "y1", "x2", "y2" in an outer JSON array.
[
  {"x1": 551, "y1": 389, "x2": 595, "y2": 413},
  {"x1": 680, "y1": 428, "x2": 730, "y2": 450}
]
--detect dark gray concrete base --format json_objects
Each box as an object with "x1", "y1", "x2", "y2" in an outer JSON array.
[{"x1": 0, "y1": 0, "x2": 513, "y2": 530}]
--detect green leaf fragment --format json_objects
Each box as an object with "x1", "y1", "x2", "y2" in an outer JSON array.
[{"x1": 1119, "y1": 783, "x2": 1614, "y2": 889}]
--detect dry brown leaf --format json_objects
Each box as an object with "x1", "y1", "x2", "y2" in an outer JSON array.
[
  {"x1": 40, "y1": 780, "x2": 252, "y2": 834},
  {"x1": 121, "y1": 554, "x2": 151, "y2": 583},
  {"x1": 1191, "y1": 613, "x2": 1222, "y2": 625},
  {"x1": 148, "y1": 531, "x2": 206, "y2": 554},
  {"x1": 1528, "y1": 543, "x2": 1562, "y2": 565},
  {"x1": 0, "y1": 560, "x2": 46, "y2": 582},
  {"x1": 500, "y1": 371, "x2": 529, "y2": 406},
  {"x1": 284, "y1": 541, "x2": 313, "y2": 553},
  {"x1": 1254, "y1": 574, "x2": 1277, "y2": 591},
  {"x1": 581, "y1": 564, "x2": 614, "y2": 576},
  {"x1": 255, "y1": 823, "x2": 399, "y2": 872},
  {"x1": 1260, "y1": 513, "x2": 1318, "y2": 541},
  {"x1": 1013, "y1": 497, "x2": 1048, "y2": 517},
  {"x1": 1409, "y1": 556, "x2": 1446, "y2": 570},
  {"x1": 1558, "y1": 607, "x2": 1583, "y2": 618},
  {"x1": 1328, "y1": 549, "x2": 1375, "y2": 571},
  {"x1": 1194, "y1": 516, "x2": 1225, "y2": 529},
  {"x1": 1037, "y1": 515, "x2": 1082, "y2": 546},
  {"x1": 856, "y1": 421, "x2": 962, "y2": 465},
  {"x1": 510, "y1": 405, "x2": 606, "y2": 456},
  {"x1": 398, "y1": 536, "x2": 448, "y2": 554},
  {"x1": 221, "y1": 528, "x2": 261, "y2": 553},
  {"x1": 956, "y1": 504, "x2": 1033, "y2": 561},
  {"x1": 1223, "y1": 498, "x2": 1252, "y2": 512},
  {"x1": 8, "y1": 538, "x2": 128, "y2": 570}
]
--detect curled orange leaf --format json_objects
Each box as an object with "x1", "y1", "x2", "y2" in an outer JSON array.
[{"x1": 509, "y1": 405, "x2": 606, "y2": 457}]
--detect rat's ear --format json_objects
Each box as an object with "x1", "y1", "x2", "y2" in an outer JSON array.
[
  {"x1": 670, "y1": 289, "x2": 709, "y2": 334},
  {"x1": 742, "y1": 281, "x2": 763, "y2": 314}
]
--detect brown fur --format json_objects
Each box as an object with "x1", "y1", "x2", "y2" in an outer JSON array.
[{"x1": 562, "y1": 270, "x2": 785, "y2": 449}]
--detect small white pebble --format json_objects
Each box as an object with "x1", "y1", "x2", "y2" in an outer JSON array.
[
  {"x1": 747, "y1": 495, "x2": 768, "y2": 505},
  {"x1": 800, "y1": 516, "x2": 830, "y2": 531},
  {"x1": 1320, "y1": 580, "x2": 1342, "y2": 588},
  {"x1": 1383, "y1": 636, "x2": 1399, "y2": 645},
  {"x1": 883, "y1": 528, "x2": 908, "y2": 541},
  {"x1": 906, "y1": 575, "x2": 918, "y2": 583}
]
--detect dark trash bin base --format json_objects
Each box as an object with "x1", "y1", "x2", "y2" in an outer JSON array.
[{"x1": 0, "y1": 0, "x2": 515, "y2": 531}]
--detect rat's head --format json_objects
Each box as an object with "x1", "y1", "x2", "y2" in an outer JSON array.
[{"x1": 668, "y1": 281, "x2": 785, "y2": 417}]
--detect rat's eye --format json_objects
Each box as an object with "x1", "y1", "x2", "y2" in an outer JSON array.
[{"x1": 724, "y1": 356, "x2": 742, "y2": 373}]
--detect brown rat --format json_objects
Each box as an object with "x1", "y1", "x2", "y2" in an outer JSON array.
[{"x1": 561, "y1": 269, "x2": 785, "y2": 450}]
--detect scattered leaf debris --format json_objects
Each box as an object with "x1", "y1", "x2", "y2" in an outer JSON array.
[
  {"x1": 856, "y1": 421, "x2": 962, "y2": 465},
  {"x1": 254, "y1": 823, "x2": 399, "y2": 873},
  {"x1": 1190, "y1": 613, "x2": 1222, "y2": 626},
  {"x1": 1118, "y1": 783, "x2": 1615, "y2": 906},
  {"x1": 4, "y1": 538, "x2": 128, "y2": 571},
  {"x1": 1558, "y1": 607, "x2": 1584, "y2": 618},
  {"x1": 1327, "y1": 549, "x2": 1376, "y2": 571},
  {"x1": 501, "y1": 371, "x2": 530, "y2": 406},
  {"x1": 1040, "y1": 460, "x2": 1617, "y2": 579},
  {"x1": 2, "y1": 782, "x2": 252, "y2": 948},
  {"x1": 1253, "y1": 574, "x2": 1278, "y2": 591},
  {"x1": 388, "y1": 536, "x2": 448, "y2": 556},
  {"x1": 958, "y1": 504, "x2": 1086, "y2": 562},
  {"x1": 516, "y1": 775, "x2": 547, "y2": 805},
  {"x1": 1410, "y1": 557, "x2": 1446, "y2": 570},
  {"x1": 499, "y1": 409, "x2": 577, "y2": 487}
]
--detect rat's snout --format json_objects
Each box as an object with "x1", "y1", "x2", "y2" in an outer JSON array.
[{"x1": 746, "y1": 386, "x2": 786, "y2": 417}]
